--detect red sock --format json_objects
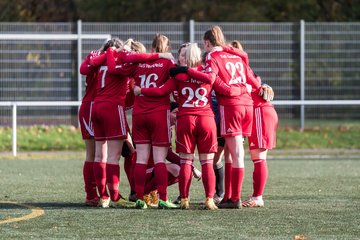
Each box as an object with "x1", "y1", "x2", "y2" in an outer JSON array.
[
  {"x1": 231, "y1": 167, "x2": 244, "y2": 202},
  {"x1": 83, "y1": 161, "x2": 98, "y2": 200},
  {"x1": 166, "y1": 148, "x2": 181, "y2": 165},
  {"x1": 134, "y1": 163, "x2": 147, "y2": 200},
  {"x1": 155, "y1": 162, "x2": 168, "y2": 201},
  {"x1": 223, "y1": 163, "x2": 233, "y2": 200},
  {"x1": 252, "y1": 159, "x2": 268, "y2": 197},
  {"x1": 93, "y1": 162, "x2": 109, "y2": 199},
  {"x1": 124, "y1": 152, "x2": 136, "y2": 193},
  {"x1": 200, "y1": 160, "x2": 216, "y2": 198},
  {"x1": 106, "y1": 163, "x2": 120, "y2": 201},
  {"x1": 144, "y1": 174, "x2": 157, "y2": 195},
  {"x1": 144, "y1": 167, "x2": 179, "y2": 195},
  {"x1": 179, "y1": 158, "x2": 193, "y2": 199},
  {"x1": 167, "y1": 171, "x2": 179, "y2": 186}
]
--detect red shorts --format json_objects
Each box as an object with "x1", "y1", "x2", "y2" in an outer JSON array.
[
  {"x1": 219, "y1": 105, "x2": 253, "y2": 137},
  {"x1": 248, "y1": 106, "x2": 278, "y2": 150},
  {"x1": 92, "y1": 101, "x2": 128, "y2": 141},
  {"x1": 176, "y1": 115, "x2": 218, "y2": 154},
  {"x1": 78, "y1": 101, "x2": 94, "y2": 139},
  {"x1": 132, "y1": 110, "x2": 171, "y2": 147}
]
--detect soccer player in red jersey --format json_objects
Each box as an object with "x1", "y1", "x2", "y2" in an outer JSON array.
[
  {"x1": 226, "y1": 41, "x2": 278, "y2": 207},
  {"x1": 79, "y1": 45, "x2": 105, "y2": 207},
  {"x1": 89, "y1": 37, "x2": 174, "y2": 208},
  {"x1": 106, "y1": 34, "x2": 179, "y2": 209},
  {"x1": 87, "y1": 38, "x2": 137, "y2": 208},
  {"x1": 244, "y1": 73, "x2": 277, "y2": 207},
  {"x1": 134, "y1": 43, "x2": 247, "y2": 210},
  {"x1": 170, "y1": 26, "x2": 263, "y2": 208}
]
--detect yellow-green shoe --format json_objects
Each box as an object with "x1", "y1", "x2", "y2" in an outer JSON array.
[
  {"x1": 158, "y1": 199, "x2": 179, "y2": 209},
  {"x1": 135, "y1": 199, "x2": 148, "y2": 209},
  {"x1": 111, "y1": 196, "x2": 136, "y2": 208}
]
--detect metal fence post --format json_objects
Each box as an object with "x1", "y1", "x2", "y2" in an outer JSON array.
[
  {"x1": 12, "y1": 103, "x2": 17, "y2": 157},
  {"x1": 77, "y1": 20, "x2": 83, "y2": 102},
  {"x1": 300, "y1": 20, "x2": 305, "y2": 130},
  {"x1": 189, "y1": 19, "x2": 195, "y2": 43}
]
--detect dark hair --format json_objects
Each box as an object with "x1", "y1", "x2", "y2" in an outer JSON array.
[
  {"x1": 178, "y1": 42, "x2": 190, "y2": 54},
  {"x1": 101, "y1": 38, "x2": 123, "y2": 52}
]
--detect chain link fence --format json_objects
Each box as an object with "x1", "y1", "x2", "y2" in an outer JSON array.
[{"x1": 0, "y1": 21, "x2": 359, "y2": 128}]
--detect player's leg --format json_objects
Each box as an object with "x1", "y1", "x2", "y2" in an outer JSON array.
[
  {"x1": 242, "y1": 148, "x2": 268, "y2": 207},
  {"x1": 178, "y1": 152, "x2": 193, "y2": 209},
  {"x1": 213, "y1": 144, "x2": 224, "y2": 204},
  {"x1": 243, "y1": 106, "x2": 278, "y2": 207},
  {"x1": 199, "y1": 153, "x2": 217, "y2": 210},
  {"x1": 106, "y1": 140, "x2": 125, "y2": 204},
  {"x1": 83, "y1": 139, "x2": 98, "y2": 206},
  {"x1": 197, "y1": 116, "x2": 218, "y2": 210},
  {"x1": 93, "y1": 140, "x2": 110, "y2": 208},
  {"x1": 218, "y1": 135, "x2": 244, "y2": 209},
  {"x1": 222, "y1": 144, "x2": 232, "y2": 203},
  {"x1": 79, "y1": 101, "x2": 99, "y2": 206}
]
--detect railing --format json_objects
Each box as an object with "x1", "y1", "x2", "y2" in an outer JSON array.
[
  {"x1": 0, "y1": 20, "x2": 359, "y2": 156},
  {"x1": 2, "y1": 100, "x2": 360, "y2": 156}
]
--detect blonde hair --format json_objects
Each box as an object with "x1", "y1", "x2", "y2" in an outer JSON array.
[
  {"x1": 124, "y1": 38, "x2": 146, "y2": 53},
  {"x1": 203, "y1": 25, "x2": 226, "y2": 47},
  {"x1": 152, "y1": 33, "x2": 170, "y2": 53},
  {"x1": 185, "y1": 43, "x2": 202, "y2": 68},
  {"x1": 231, "y1": 40, "x2": 243, "y2": 51}
]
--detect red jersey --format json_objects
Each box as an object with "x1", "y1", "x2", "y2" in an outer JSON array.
[
  {"x1": 249, "y1": 72, "x2": 273, "y2": 108},
  {"x1": 131, "y1": 58, "x2": 176, "y2": 115},
  {"x1": 125, "y1": 78, "x2": 135, "y2": 110},
  {"x1": 80, "y1": 51, "x2": 100, "y2": 102},
  {"x1": 92, "y1": 50, "x2": 130, "y2": 105},
  {"x1": 203, "y1": 47, "x2": 261, "y2": 106},
  {"x1": 141, "y1": 65, "x2": 245, "y2": 117}
]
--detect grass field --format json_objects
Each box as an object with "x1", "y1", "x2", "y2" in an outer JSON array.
[{"x1": 1, "y1": 151, "x2": 359, "y2": 239}]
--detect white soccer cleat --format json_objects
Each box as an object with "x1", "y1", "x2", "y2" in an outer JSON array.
[
  {"x1": 242, "y1": 197, "x2": 264, "y2": 208},
  {"x1": 100, "y1": 198, "x2": 110, "y2": 208}
]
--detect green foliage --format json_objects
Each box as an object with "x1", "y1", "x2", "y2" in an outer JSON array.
[
  {"x1": 0, "y1": 0, "x2": 359, "y2": 22},
  {"x1": 0, "y1": 125, "x2": 83, "y2": 151}
]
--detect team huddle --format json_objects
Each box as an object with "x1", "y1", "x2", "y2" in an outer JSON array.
[{"x1": 79, "y1": 25, "x2": 278, "y2": 210}]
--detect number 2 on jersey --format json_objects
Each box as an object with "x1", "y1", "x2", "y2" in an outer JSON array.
[
  {"x1": 226, "y1": 61, "x2": 246, "y2": 85},
  {"x1": 182, "y1": 87, "x2": 208, "y2": 107}
]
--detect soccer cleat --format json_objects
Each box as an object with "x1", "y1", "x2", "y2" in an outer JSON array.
[
  {"x1": 85, "y1": 197, "x2": 100, "y2": 207},
  {"x1": 111, "y1": 196, "x2": 136, "y2": 208},
  {"x1": 150, "y1": 190, "x2": 159, "y2": 206},
  {"x1": 143, "y1": 194, "x2": 153, "y2": 206},
  {"x1": 213, "y1": 193, "x2": 224, "y2": 205},
  {"x1": 218, "y1": 199, "x2": 241, "y2": 209},
  {"x1": 128, "y1": 192, "x2": 137, "y2": 202},
  {"x1": 158, "y1": 199, "x2": 179, "y2": 209},
  {"x1": 204, "y1": 197, "x2": 218, "y2": 210},
  {"x1": 180, "y1": 198, "x2": 190, "y2": 210},
  {"x1": 135, "y1": 199, "x2": 148, "y2": 209},
  {"x1": 100, "y1": 198, "x2": 110, "y2": 208},
  {"x1": 242, "y1": 197, "x2": 264, "y2": 208},
  {"x1": 172, "y1": 195, "x2": 181, "y2": 204}
]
